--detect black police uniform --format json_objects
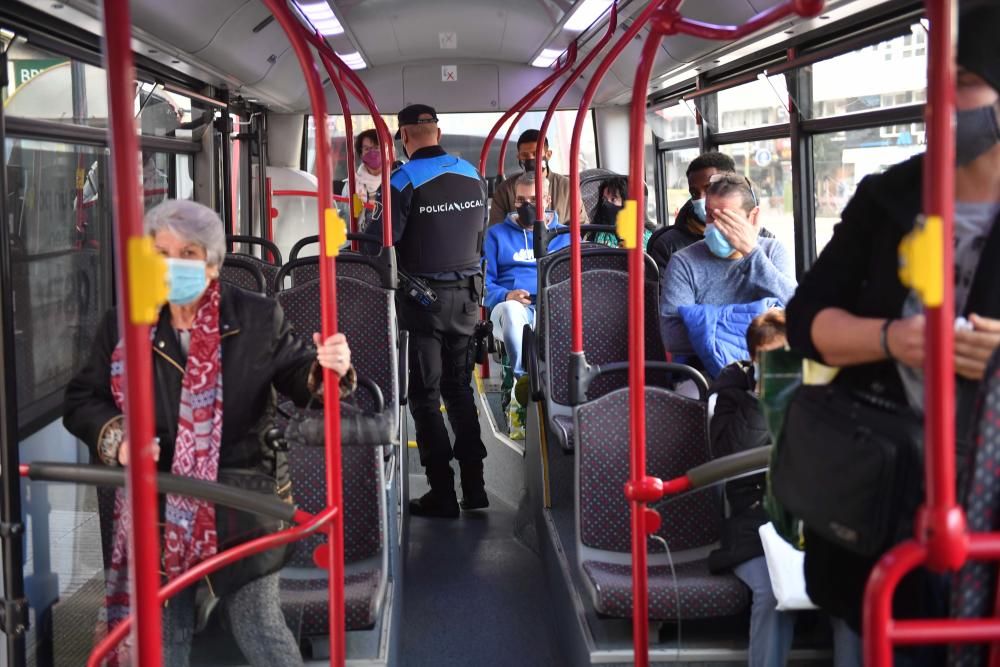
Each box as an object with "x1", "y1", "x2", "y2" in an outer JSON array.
[{"x1": 389, "y1": 140, "x2": 488, "y2": 515}]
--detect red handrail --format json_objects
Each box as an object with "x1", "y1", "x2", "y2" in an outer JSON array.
[
  {"x1": 477, "y1": 44, "x2": 578, "y2": 178},
  {"x1": 270, "y1": 188, "x2": 377, "y2": 209},
  {"x1": 259, "y1": 4, "x2": 346, "y2": 666},
  {"x1": 88, "y1": 506, "x2": 338, "y2": 667},
  {"x1": 533, "y1": 6, "x2": 618, "y2": 227},
  {"x1": 613, "y1": 3, "x2": 825, "y2": 665},
  {"x1": 101, "y1": 0, "x2": 163, "y2": 663}
]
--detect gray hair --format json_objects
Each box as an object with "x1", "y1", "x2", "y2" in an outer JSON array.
[
  {"x1": 144, "y1": 199, "x2": 227, "y2": 267},
  {"x1": 514, "y1": 173, "x2": 549, "y2": 194}
]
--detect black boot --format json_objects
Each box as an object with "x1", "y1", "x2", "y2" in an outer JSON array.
[
  {"x1": 459, "y1": 461, "x2": 489, "y2": 511},
  {"x1": 409, "y1": 465, "x2": 459, "y2": 518}
]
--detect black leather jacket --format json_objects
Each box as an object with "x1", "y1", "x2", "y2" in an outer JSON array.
[{"x1": 64, "y1": 283, "x2": 320, "y2": 484}]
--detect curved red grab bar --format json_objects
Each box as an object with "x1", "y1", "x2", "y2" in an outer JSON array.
[
  {"x1": 100, "y1": 0, "x2": 164, "y2": 663},
  {"x1": 566, "y1": 0, "x2": 675, "y2": 354},
  {"x1": 533, "y1": 6, "x2": 618, "y2": 232},
  {"x1": 87, "y1": 507, "x2": 338, "y2": 667},
  {"x1": 477, "y1": 44, "x2": 578, "y2": 178},
  {"x1": 259, "y1": 4, "x2": 346, "y2": 666}
]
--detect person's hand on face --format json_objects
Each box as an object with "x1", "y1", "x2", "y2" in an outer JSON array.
[
  {"x1": 955, "y1": 314, "x2": 1000, "y2": 380},
  {"x1": 506, "y1": 289, "x2": 532, "y2": 305},
  {"x1": 711, "y1": 207, "x2": 757, "y2": 255}
]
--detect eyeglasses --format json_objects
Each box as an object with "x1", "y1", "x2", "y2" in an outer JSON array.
[
  {"x1": 709, "y1": 172, "x2": 759, "y2": 207},
  {"x1": 514, "y1": 196, "x2": 540, "y2": 206}
]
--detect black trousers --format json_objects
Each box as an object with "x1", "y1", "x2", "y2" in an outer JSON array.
[{"x1": 397, "y1": 282, "x2": 486, "y2": 470}]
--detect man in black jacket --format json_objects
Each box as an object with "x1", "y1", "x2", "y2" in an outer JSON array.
[{"x1": 391, "y1": 104, "x2": 490, "y2": 518}]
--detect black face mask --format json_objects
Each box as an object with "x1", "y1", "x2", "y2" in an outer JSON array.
[
  {"x1": 516, "y1": 203, "x2": 538, "y2": 227},
  {"x1": 596, "y1": 199, "x2": 624, "y2": 225},
  {"x1": 956, "y1": 105, "x2": 1000, "y2": 166},
  {"x1": 518, "y1": 158, "x2": 547, "y2": 175}
]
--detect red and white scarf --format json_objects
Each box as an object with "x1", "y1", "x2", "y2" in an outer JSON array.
[{"x1": 101, "y1": 281, "x2": 224, "y2": 664}]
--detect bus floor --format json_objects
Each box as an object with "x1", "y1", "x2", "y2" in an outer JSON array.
[{"x1": 400, "y1": 431, "x2": 563, "y2": 666}]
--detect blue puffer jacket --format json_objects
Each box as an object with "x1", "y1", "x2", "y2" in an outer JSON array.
[{"x1": 678, "y1": 298, "x2": 781, "y2": 378}]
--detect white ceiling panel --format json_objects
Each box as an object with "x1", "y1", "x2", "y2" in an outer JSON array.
[{"x1": 131, "y1": 0, "x2": 250, "y2": 54}]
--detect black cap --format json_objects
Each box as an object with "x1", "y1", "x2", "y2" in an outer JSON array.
[
  {"x1": 394, "y1": 104, "x2": 439, "y2": 140},
  {"x1": 959, "y1": 5, "x2": 1000, "y2": 93}
]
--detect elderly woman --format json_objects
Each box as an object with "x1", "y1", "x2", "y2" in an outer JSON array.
[{"x1": 64, "y1": 199, "x2": 351, "y2": 666}]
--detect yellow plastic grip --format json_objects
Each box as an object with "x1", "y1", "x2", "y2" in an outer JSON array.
[
  {"x1": 127, "y1": 236, "x2": 168, "y2": 324},
  {"x1": 325, "y1": 208, "x2": 347, "y2": 257},
  {"x1": 352, "y1": 193, "x2": 365, "y2": 220},
  {"x1": 898, "y1": 214, "x2": 943, "y2": 307},
  {"x1": 615, "y1": 200, "x2": 638, "y2": 250}
]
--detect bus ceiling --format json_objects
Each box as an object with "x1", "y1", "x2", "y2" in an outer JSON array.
[{"x1": 10, "y1": 0, "x2": 913, "y2": 114}]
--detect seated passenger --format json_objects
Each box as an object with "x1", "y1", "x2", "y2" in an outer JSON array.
[
  {"x1": 586, "y1": 175, "x2": 656, "y2": 249},
  {"x1": 709, "y1": 309, "x2": 793, "y2": 667},
  {"x1": 659, "y1": 173, "x2": 796, "y2": 377},
  {"x1": 488, "y1": 129, "x2": 587, "y2": 226},
  {"x1": 647, "y1": 152, "x2": 775, "y2": 272},
  {"x1": 63, "y1": 199, "x2": 354, "y2": 666},
  {"x1": 483, "y1": 174, "x2": 571, "y2": 376}
]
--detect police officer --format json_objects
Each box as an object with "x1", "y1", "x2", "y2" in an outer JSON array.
[{"x1": 390, "y1": 104, "x2": 488, "y2": 518}]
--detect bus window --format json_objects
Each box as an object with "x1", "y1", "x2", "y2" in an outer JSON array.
[{"x1": 717, "y1": 138, "x2": 795, "y2": 256}]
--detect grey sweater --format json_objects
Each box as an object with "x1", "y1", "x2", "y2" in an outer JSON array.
[{"x1": 659, "y1": 238, "x2": 797, "y2": 354}]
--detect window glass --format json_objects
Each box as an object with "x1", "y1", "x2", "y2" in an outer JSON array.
[
  {"x1": 4, "y1": 37, "x2": 205, "y2": 138},
  {"x1": 648, "y1": 103, "x2": 699, "y2": 142},
  {"x1": 717, "y1": 138, "x2": 795, "y2": 255},
  {"x1": 711, "y1": 75, "x2": 790, "y2": 132},
  {"x1": 809, "y1": 24, "x2": 927, "y2": 119},
  {"x1": 309, "y1": 111, "x2": 598, "y2": 181},
  {"x1": 813, "y1": 124, "x2": 926, "y2": 253},
  {"x1": 5, "y1": 139, "x2": 115, "y2": 429},
  {"x1": 660, "y1": 147, "x2": 703, "y2": 223}
]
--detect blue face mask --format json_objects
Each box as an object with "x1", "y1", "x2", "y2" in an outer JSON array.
[
  {"x1": 165, "y1": 258, "x2": 208, "y2": 305},
  {"x1": 704, "y1": 223, "x2": 735, "y2": 259},
  {"x1": 691, "y1": 198, "x2": 707, "y2": 222}
]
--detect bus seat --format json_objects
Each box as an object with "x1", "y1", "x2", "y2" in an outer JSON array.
[
  {"x1": 579, "y1": 168, "x2": 619, "y2": 222},
  {"x1": 274, "y1": 247, "x2": 397, "y2": 293},
  {"x1": 219, "y1": 255, "x2": 267, "y2": 295},
  {"x1": 950, "y1": 351, "x2": 1000, "y2": 664},
  {"x1": 575, "y1": 386, "x2": 749, "y2": 621},
  {"x1": 274, "y1": 274, "x2": 397, "y2": 635},
  {"x1": 540, "y1": 269, "x2": 665, "y2": 451}
]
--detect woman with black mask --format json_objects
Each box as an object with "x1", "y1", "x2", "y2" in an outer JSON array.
[{"x1": 587, "y1": 175, "x2": 656, "y2": 248}]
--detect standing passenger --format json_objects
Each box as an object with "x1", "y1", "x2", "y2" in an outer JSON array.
[
  {"x1": 339, "y1": 128, "x2": 383, "y2": 233},
  {"x1": 391, "y1": 104, "x2": 489, "y2": 518}
]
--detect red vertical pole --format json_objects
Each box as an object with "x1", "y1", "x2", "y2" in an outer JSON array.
[
  {"x1": 625, "y1": 24, "x2": 666, "y2": 667},
  {"x1": 100, "y1": 0, "x2": 163, "y2": 664},
  {"x1": 917, "y1": 0, "x2": 965, "y2": 573},
  {"x1": 317, "y1": 62, "x2": 358, "y2": 237},
  {"x1": 567, "y1": 0, "x2": 675, "y2": 354},
  {"x1": 261, "y1": 3, "x2": 345, "y2": 665}
]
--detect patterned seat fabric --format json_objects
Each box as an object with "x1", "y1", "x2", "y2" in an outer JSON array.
[
  {"x1": 281, "y1": 566, "x2": 383, "y2": 632},
  {"x1": 576, "y1": 386, "x2": 746, "y2": 621},
  {"x1": 229, "y1": 253, "x2": 279, "y2": 296},
  {"x1": 545, "y1": 270, "x2": 667, "y2": 406},
  {"x1": 582, "y1": 560, "x2": 749, "y2": 620},
  {"x1": 219, "y1": 262, "x2": 264, "y2": 294},
  {"x1": 949, "y1": 356, "x2": 1000, "y2": 667},
  {"x1": 290, "y1": 263, "x2": 319, "y2": 287}
]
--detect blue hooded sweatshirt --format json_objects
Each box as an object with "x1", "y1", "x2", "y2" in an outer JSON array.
[{"x1": 483, "y1": 212, "x2": 571, "y2": 310}]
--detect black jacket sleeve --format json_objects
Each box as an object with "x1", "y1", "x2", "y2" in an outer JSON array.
[
  {"x1": 710, "y1": 385, "x2": 770, "y2": 459},
  {"x1": 63, "y1": 309, "x2": 123, "y2": 460}
]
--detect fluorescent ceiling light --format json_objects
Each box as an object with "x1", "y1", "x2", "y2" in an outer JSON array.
[
  {"x1": 338, "y1": 51, "x2": 366, "y2": 70},
  {"x1": 532, "y1": 48, "x2": 562, "y2": 68},
  {"x1": 296, "y1": 1, "x2": 344, "y2": 35},
  {"x1": 564, "y1": 0, "x2": 613, "y2": 32}
]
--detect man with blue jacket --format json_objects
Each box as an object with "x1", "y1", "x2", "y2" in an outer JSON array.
[{"x1": 484, "y1": 174, "x2": 570, "y2": 377}]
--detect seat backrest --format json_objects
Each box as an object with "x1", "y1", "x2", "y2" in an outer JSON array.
[
  {"x1": 227, "y1": 235, "x2": 283, "y2": 265},
  {"x1": 228, "y1": 253, "x2": 280, "y2": 297},
  {"x1": 950, "y1": 353, "x2": 1000, "y2": 655},
  {"x1": 576, "y1": 386, "x2": 720, "y2": 554},
  {"x1": 274, "y1": 250, "x2": 396, "y2": 293},
  {"x1": 219, "y1": 255, "x2": 267, "y2": 294},
  {"x1": 542, "y1": 269, "x2": 665, "y2": 405}
]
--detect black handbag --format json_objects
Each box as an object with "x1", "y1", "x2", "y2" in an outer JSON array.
[
  {"x1": 205, "y1": 468, "x2": 294, "y2": 598},
  {"x1": 771, "y1": 383, "x2": 924, "y2": 557}
]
